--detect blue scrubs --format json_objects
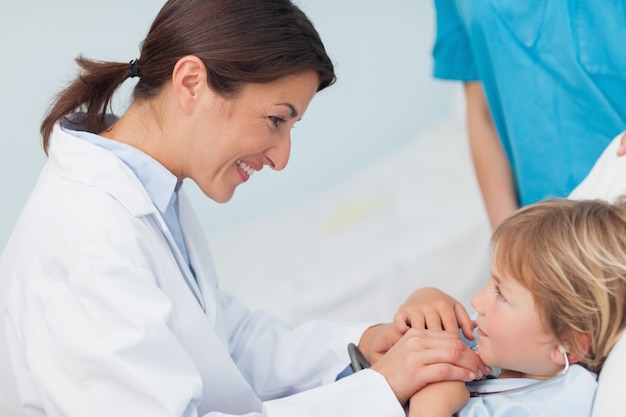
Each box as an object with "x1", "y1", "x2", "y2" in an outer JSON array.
[{"x1": 432, "y1": 0, "x2": 626, "y2": 205}]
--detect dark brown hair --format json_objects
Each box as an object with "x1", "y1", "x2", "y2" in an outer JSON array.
[{"x1": 40, "y1": 0, "x2": 336, "y2": 153}]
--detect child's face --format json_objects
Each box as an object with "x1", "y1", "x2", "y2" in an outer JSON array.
[{"x1": 471, "y1": 258, "x2": 562, "y2": 378}]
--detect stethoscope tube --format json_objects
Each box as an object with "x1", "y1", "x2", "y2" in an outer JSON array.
[
  {"x1": 346, "y1": 342, "x2": 572, "y2": 397},
  {"x1": 469, "y1": 350, "x2": 570, "y2": 397},
  {"x1": 347, "y1": 343, "x2": 371, "y2": 372}
]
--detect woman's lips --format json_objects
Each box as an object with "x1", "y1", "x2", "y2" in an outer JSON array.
[{"x1": 236, "y1": 159, "x2": 255, "y2": 176}]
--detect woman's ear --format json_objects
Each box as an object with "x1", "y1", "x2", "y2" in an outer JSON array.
[{"x1": 171, "y1": 55, "x2": 210, "y2": 114}]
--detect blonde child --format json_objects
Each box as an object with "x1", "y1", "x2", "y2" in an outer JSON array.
[{"x1": 401, "y1": 197, "x2": 626, "y2": 416}]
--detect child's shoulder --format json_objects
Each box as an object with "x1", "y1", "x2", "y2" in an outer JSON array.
[{"x1": 462, "y1": 365, "x2": 597, "y2": 417}]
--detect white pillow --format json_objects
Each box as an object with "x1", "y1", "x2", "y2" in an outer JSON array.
[
  {"x1": 592, "y1": 331, "x2": 626, "y2": 416},
  {"x1": 569, "y1": 132, "x2": 626, "y2": 201},
  {"x1": 568, "y1": 131, "x2": 626, "y2": 416}
]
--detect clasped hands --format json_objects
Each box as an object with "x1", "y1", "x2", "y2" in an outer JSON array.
[{"x1": 356, "y1": 287, "x2": 487, "y2": 408}]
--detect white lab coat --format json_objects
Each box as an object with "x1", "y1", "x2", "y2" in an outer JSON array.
[{"x1": 0, "y1": 125, "x2": 404, "y2": 417}]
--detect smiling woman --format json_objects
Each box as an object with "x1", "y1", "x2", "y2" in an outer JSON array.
[
  {"x1": 97, "y1": 66, "x2": 319, "y2": 203},
  {"x1": 0, "y1": 1, "x2": 488, "y2": 416}
]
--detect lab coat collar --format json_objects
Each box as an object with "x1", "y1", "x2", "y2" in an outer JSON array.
[
  {"x1": 48, "y1": 124, "x2": 208, "y2": 313},
  {"x1": 48, "y1": 123, "x2": 157, "y2": 217}
]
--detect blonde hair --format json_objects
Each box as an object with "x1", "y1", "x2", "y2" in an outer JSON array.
[{"x1": 491, "y1": 197, "x2": 626, "y2": 373}]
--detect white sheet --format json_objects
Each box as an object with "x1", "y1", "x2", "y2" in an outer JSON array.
[{"x1": 569, "y1": 132, "x2": 626, "y2": 201}]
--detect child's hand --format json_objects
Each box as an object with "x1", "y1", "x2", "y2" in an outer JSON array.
[
  {"x1": 393, "y1": 287, "x2": 474, "y2": 340},
  {"x1": 408, "y1": 381, "x2": 470, "y2": 417}
]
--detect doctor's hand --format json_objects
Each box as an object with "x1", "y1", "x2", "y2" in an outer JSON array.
[
  {"x1": 359, "y1": 323, "x2": 406, "y2": 365},
  {"x1": 393, "y1": 287, "x2": 474, "y2": 341},
  {"x1": 369, "y1": 328, "x2": 487, "y2": 406}
]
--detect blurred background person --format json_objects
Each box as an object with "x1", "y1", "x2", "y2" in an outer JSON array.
[{"x1": 432, "y1": 0, "x2": 626, "y2": 229}]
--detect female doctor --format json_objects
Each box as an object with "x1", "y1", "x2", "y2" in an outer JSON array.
[{"x1": 0, "y1": 0, "x2": 487, "y2": 416}]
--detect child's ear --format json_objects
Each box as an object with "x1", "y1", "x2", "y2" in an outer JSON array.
[
  {"x1": 550, "y1": 333, "x2": 591, "y2": 365},
  {"x1": 550, "y1": 345, "x2": 570, "y2": 368}
]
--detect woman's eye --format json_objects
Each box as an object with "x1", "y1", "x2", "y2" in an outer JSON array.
[{"x1": 269, "y1": 116, "x2": 285, "y2": 128}]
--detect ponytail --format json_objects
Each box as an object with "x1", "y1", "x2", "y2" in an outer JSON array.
[
  {"x1": 40, "y1": 56, "x2": 133, "y2": 154},
  {"x1": 40, "y1": 0, "x2": 336, "y2": 155}
]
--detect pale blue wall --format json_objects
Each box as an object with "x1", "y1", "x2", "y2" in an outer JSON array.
[{"x1": 0, "y1": 0, "x2": 458, "y2": 247}]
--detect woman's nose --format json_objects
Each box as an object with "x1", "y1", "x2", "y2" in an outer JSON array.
[{"x1": 264, "y1": 134, "x2": 291, "y2": 171}]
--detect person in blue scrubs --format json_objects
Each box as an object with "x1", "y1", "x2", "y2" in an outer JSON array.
[{"x1": 432, "y1": 0, "x2": 626, "y2": 229}]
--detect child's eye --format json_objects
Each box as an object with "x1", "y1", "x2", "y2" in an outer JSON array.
[
  {"x1": 269, "y1": 116, "x2": 285, "y2": 127},
  {"x1": 494, "y1": 285, "x2": 506, "y2": 301}
]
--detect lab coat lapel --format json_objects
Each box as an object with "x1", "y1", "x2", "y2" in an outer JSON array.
[
  {"x1": 176, "y1": 193, "x2": 265, "y2": 413},
  {"x1": 149, "y1": 208, "x2": 207, "y2": 313},
  {"x1": 52, "y1": 127, "x2": 207, "y2": 314},
  {"x1": 178, "y1": 191, "x2": 218, "y2": 323},
  {"x1": 47, "y1": 127, "x2": 262, "y2": 413}
]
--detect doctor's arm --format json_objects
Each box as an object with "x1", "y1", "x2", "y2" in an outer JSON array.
[
  {"x1": 261, "y1": 330, "x2": 484, "y2": 417},
  {"x1": 220, "y1": 289, "x2": 487, "y2": 403},
  {"x1": 220, "y1": 289, "x2": 371, "y2": 396},
  {"x1": 464, "y1": 82, "x2": 518, "y2": 230}
]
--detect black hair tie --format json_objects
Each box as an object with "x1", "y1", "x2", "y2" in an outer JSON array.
[{"x1": 128, "y1": 59, "x2": 140, "y2": 78}]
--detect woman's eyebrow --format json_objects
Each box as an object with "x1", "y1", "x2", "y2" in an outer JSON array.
[{"x1": 277, "y1": 102, "x2": 298, "y2": 118}]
